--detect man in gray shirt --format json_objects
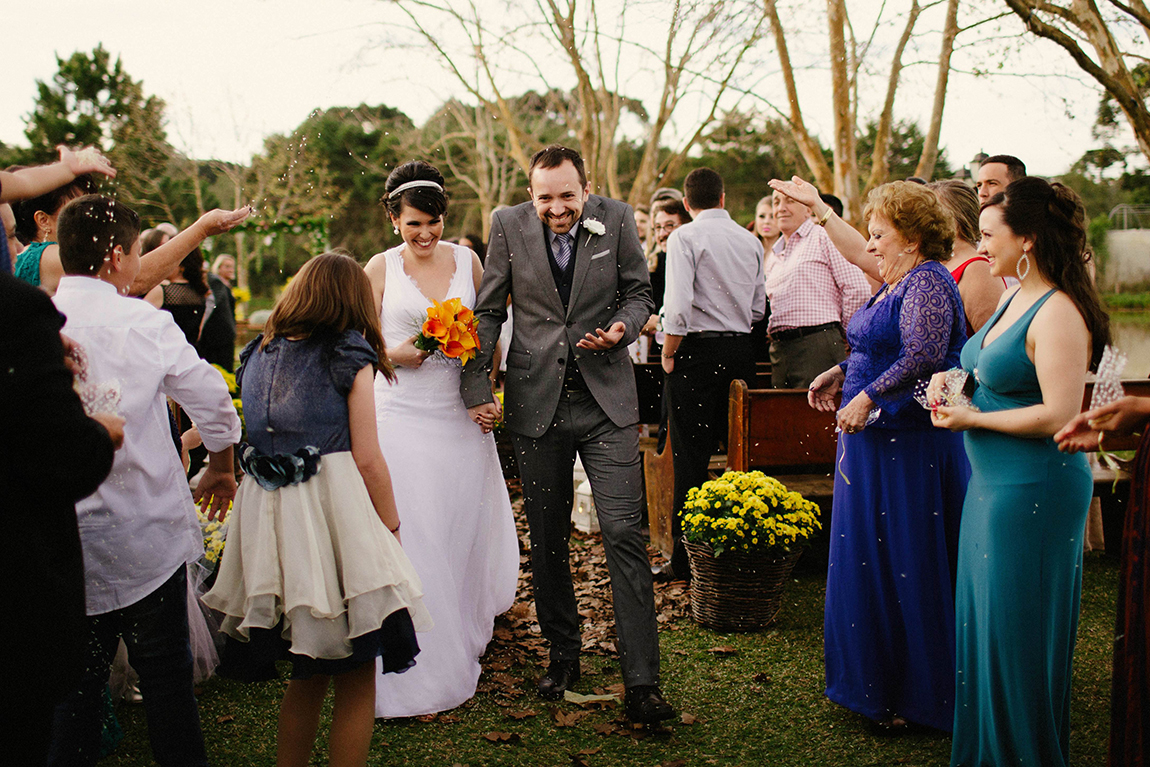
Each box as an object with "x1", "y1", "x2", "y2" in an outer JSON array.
[{"x1": 660, "y1": 168, "x2": 766, "y2": 578}]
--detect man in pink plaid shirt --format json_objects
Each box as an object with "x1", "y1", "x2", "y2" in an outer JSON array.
[{"x1": 764, "y1": 189, "x2": 872, "y2": 388}]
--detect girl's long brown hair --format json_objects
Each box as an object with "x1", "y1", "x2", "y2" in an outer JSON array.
[{"x1": 262, "y1": 252, "x2": 395, "y2": 382}]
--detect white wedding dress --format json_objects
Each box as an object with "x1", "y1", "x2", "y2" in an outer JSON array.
[{"x1": 373, "y1": 243, "x2": 520, "y2": 717}]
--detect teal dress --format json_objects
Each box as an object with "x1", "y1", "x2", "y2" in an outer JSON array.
[
  {"x1": 14, "y1": 241, "x2": 52, "y2": 287},
  {"x1": 950, "y1": 289, "x2": 1092, "y2": 767}
]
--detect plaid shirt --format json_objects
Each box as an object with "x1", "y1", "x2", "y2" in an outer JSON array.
[{"x1": 764, "y1": 218, "x2": 871, "y2": 334}]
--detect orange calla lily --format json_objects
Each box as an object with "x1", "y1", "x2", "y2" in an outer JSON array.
[{"x1": 414, "y1": 297, "x2": 481, "y2": 364}]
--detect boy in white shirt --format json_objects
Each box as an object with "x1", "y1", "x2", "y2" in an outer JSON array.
[{"x1": 48, "y1": 194, "x2": 241, "y2": 767}]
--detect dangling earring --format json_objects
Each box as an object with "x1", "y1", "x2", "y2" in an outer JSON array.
[
  {"x1": 393, "y1": 226, "x2": 400, "y2": 235},
  {"x1": 1016, "y1": 250, "x2": 1031, "y2": 281}
]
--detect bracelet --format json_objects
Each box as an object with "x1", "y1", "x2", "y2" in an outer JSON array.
[
  {"x1": 388, "y1": 521, "x2": 401, "y2": 534},
  {"x1": 661, "y1": 352, "x2": 675, "y2": 359},
  {"x1": 815, "y1": 207, "x2": 834, "y2": 227}
]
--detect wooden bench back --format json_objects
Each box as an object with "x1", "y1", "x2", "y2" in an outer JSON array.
[{"x1": 727, "y1": 380, "x2": 838, "y2": 474}]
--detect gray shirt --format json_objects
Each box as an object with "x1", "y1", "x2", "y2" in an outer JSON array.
[{"x1": 662, "y1": 208, "x2": 766, "y2": 336}]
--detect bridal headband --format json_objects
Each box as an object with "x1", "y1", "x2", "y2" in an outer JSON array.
[{"x1": 388, "y1": 180, "x2": 444, "y2": 199}]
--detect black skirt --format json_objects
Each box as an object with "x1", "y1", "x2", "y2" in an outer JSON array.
[{"x1": 216, "y1": 608, "x2": 420, "y2": 681}]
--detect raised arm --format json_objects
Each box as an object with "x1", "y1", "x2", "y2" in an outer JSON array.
[
  {"x1": 129, "y1": 206, "x2": 252, "y2": 296},
  {"x1": 769, "y1": 176, "x2": 880, "y2": 283},
  {"x1": 0, "y1": 146, "x2": 115, "y2": 203}
]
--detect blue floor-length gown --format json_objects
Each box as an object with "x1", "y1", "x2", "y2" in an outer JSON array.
[
  {"x1": 825, "y1": 261, "x2": 971, "y2": 731},
  {"x1": 950, "y1": 289, "x2": 1092, "y2": 767}
]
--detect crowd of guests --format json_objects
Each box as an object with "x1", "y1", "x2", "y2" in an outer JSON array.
[{"x1": 4, "y1": 143, "x2": 1148, "y2": 767}]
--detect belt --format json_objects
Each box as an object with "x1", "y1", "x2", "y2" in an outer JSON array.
[
  {"x1": 769, "y1": 321, "x2": 841, "y2": 343},
  {"x1": 562, "y1": 366, "x2": 589, "y2": 392},
  {"x1": 685, "y1": 331, "x2": 749, "y2": 339}
]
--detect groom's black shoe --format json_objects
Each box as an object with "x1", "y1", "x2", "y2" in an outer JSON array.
[
  {"x1": 537, "y1": 660, "x2": 580, "y2": 701},
  {"x1": 624, "y1": 685, "x2": 676, "y2": 724}
]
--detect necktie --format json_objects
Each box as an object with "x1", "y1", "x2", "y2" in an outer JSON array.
[{"x1": 554, "y1": 232, "x2": 573, "y2": 272}]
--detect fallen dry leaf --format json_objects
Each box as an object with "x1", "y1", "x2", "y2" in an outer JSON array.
[
  {"x1": 707, "y1": 645, "x2": 739, "y2": 656},
  {"x1": 680, "y1": 712, "x2": 698, "y2": 725},
  {"x1": 506, "y1": 709, "x2": 538, "y2": 720},
  {"x1": 481, "y1": 731, "x2": 521, "y2": 743},
  {"x1": 550, "y1": 707, "x2": 590, "y2": 727},
  {"x1": 576, "y1": 747, "x2": 602, "y2": 756},
  {"x1": 215, "y1": 715, "x2": 235, "y2": 724}
]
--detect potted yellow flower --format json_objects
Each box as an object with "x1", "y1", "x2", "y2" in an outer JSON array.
[{"x1": 681, "y1": 470, "x2": 821, "y2": 631}]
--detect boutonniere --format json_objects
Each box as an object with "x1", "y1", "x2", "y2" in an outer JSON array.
[{"x1": 583, "y1": 218, "x2": 606, "y2": 247}]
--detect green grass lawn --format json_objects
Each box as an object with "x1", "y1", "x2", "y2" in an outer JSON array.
[{"x1": 102, "y1": 547, "x2": 1119, "y2": 767}]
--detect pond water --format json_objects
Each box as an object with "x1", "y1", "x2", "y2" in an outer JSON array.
[{"x1": 1111, "y1": 313, "x2": 1150, "y2": 379}]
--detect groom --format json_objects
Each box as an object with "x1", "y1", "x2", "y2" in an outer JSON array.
[{"x1": 461, "y1": 145, "x2": 673, "y2": 723}]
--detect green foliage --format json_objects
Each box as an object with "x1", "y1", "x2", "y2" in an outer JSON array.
[
  {"x1": 297, "y1": 105, "x2": 414, "y2": 258},
  {"x1": 1104, "y1": 292, "x2": 1150, "y2": 309},
  {"x1": 679, "y1": 110, "x2": 806, "y2": 223},
  {"x1": 1087, "y1": 213, "x2": 1111, "y2": 279},
  {"x1": 23, "y1": 45, "x2": 207, "y2": 227}
]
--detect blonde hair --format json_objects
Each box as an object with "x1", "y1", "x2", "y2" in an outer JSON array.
[
  {"x1": 928, "y1": 179, "x2": 980, "y2": 247},
  {"x1": 863, "y1": 181, "x2": 955, "y2": 263},
  {"x1": 263, "y1": 252, "x2": 395, "y2": 382}
]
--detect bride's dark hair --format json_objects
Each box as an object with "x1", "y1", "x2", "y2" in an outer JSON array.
[
  {"x1": 987, "y1": 177, "x2": 1110, "y2": 370},
  {"x1": 383, "y1": 161, "x2": 448, "y2": 219}
]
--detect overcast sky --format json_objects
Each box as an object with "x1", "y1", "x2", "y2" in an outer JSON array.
[{"x1": 0, "y1": 0, "x2": 1123, "y2": 180}]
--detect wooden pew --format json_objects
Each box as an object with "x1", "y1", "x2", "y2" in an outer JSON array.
[
  {"x1": 638, "y1": 361, "x2": 771, "y2": 558},
  {"x1": 645, "y1": 373, "x2": 1150, "y2": 559},
  {"x1": 726, "y1": 381, "x2": 839, "y2": 498}
]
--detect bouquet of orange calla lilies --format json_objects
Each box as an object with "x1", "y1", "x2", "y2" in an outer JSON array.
[{"x1": 413, "y1": 297, "x2": 480, "y2": 365}]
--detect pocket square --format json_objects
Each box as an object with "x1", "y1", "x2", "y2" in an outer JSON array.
[{"x1": 590, "y1": 250, "x2": 611, "y2": 260}]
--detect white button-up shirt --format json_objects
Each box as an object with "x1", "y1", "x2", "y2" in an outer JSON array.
[
  {"x1": 54, "y1": 276, "x2": 241, "y2": 615},
  {"x1": 662, "y1": 208, "x2": 766, "y2": 336}
]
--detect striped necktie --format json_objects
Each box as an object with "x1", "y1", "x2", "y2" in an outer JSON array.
[{"x1": 554, "y1": 232, "x2": 573, "y2": 272}]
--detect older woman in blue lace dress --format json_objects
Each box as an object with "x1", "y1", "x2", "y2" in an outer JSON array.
[{"x1": 770, "y1": 177, "x2": 971, "y2": 733}]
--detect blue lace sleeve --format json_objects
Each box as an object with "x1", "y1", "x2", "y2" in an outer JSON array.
[{"x1": 863, "y1": 268, "x2": 958, "y2": 410}]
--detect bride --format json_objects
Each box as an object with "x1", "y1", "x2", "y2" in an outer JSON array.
[{"x1": 365, "y1": 161, "x2": 520, "y2": 717}]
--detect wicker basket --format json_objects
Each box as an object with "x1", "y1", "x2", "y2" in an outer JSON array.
[{"x1": 685, "y1": 540, "x2": 802, "y2": 632}]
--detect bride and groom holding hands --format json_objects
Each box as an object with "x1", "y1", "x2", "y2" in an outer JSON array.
[{"x1": 369, "y1": 145, "x2": 674, "y2": 723}]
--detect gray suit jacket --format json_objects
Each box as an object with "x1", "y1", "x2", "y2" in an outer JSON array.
[{"x1": 460, "y1": 194, "x2": 654, "y2": 437}]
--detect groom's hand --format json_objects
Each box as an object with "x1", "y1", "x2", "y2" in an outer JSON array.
[
  {"x1": 468, "y1": 401, "x2": 502, "y2": 433},
  {"x1": 576, "y1": 321, "x2": 626, "y2": 350}
]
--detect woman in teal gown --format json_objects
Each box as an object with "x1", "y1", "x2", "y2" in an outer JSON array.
[{"x1": 931, "y1": 177, "x2": 1110, "y2": 767}]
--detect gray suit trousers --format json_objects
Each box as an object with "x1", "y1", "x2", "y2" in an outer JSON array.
[{"x1": 510, "y1": 389, "x2": 660, "y2": 688}]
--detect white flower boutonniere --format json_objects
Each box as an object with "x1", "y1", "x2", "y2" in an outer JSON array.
[{"x1": 583, "y1": 217, "x2": 606, "y2": 247}]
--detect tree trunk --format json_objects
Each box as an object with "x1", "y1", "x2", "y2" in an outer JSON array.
[
  {"x1": 915, "y1": 0, "x2": 958, "y2": 180},
  {"x1": 866, "y1": 0, "x2": 921, "y2": 196},
  {"x1": 765, "y1": 0, "x2": 834, "y2": 193},
  {"x1": 827, "y1": 0, "x2": 861, "y2": 222}
]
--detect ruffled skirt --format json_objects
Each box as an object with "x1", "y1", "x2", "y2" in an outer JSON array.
[{"x1": 203, "y1": 451, "x2": 432, "y2": 678}]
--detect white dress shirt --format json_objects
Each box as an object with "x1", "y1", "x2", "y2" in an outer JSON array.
[
  {"x1": 54, "y1": 276, "x2": 241, "y2": 615},
  {"x1": 662, "y1": 208, "x2": 766, "y2": 336}
]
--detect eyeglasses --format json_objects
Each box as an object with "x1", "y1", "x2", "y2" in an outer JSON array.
[{"x1": 653, "y1": 222, "x2": 680, "y2": 233}]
